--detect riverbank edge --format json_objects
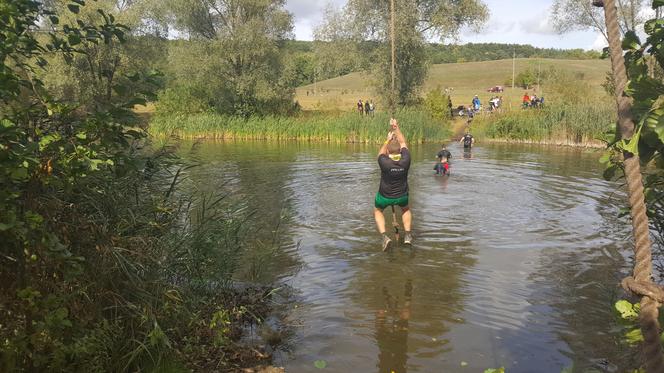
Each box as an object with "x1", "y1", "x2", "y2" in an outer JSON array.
[
  {"x1": 449, "y1": 116, "x2": 607, "y2": 149},
  {"x1": 152, "y1": 132, "x2": 606, "y2": 150},
  {"x1": 476, "y1": 137, "x2": 606, "y2": 149},
  {"x1": 149, "y1": 133, "x2": 450, "y2": 144}
]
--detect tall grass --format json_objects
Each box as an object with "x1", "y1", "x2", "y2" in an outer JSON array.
[
  {"x1": 149, "y1": 109, "x2": 450, "y2": 143},
  {"x1": 473, "y1": 81, "x2": 617, "y2": 146},
  {"x1": 470, "y1": 66, "x2": 616, "y2": 147},
  {"x1": 472, "y1": 103, "x2": 615, "y2": 146}
]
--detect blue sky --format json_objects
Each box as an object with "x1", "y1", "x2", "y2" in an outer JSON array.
[{"x1": 284, "y1": 0, "x2": 607, "y2": 50}]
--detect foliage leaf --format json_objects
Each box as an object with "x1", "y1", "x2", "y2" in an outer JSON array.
[
  {"x1": 615, "y1": 300, "x2": 640, "y2": 319},
  {"x1": 67, "y1": 4, "x2": 80, "y2": 14}
]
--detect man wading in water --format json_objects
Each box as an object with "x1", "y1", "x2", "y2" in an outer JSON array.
[{"x1": 374, "y1": 119, "x2": 413, "y2": 250}]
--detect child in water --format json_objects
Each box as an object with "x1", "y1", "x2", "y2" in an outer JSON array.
[{"x1": 434, "y1": 145, "x2": 451, "y2": 175}]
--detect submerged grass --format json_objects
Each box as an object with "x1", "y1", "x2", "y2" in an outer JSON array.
[
  {"x1": 471, "y1": 103, "x2": 616, "y2": 147},
  {"x1": 149, "y1": 109, "x2": 450, "y2": 143}
]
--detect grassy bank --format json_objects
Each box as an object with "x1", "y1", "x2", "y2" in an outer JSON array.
[
  {"x1": 470, "y1": 103, "x2": 616, "y2": 147},
  {"x1": 295, "y1": 58, "x2": 610, "y2": 111},
  {"x1": 149, "y1": 109, "x2": 450, "y2": 143}
]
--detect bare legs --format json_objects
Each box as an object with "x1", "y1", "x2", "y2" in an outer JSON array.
[
  {"x1": 374, "y1": 208, "x2": 387, "y2": 234},
  {"x1": 374, "y1": 206, "x2": 412, "y2": 233},
  {"x1": 401, "y1": 208, "x2": 411, "y2": 232}
]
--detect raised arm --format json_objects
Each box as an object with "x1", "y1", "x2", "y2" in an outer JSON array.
[
  {"x1": 378, "y1": 130, "x2": 394, "y2": 156},
  {"x1": 391, "y1": 118, "x2": 407, "y2": 149}
]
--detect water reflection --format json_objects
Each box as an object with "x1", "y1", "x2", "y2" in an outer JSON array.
[
  {"x1": 181, "y1": 141, "x2": 637, "y2": 372},
  {"x1": 185, "y1": 141, "x2": 302, "y2": 283},
  {"x1": 375, "y1": 280, "x2": 412, "y2": 373}
]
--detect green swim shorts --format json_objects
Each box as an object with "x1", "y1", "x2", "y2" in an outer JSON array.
[{"x1": 374, "y1": 192, "x2": 409, "y2": 210}]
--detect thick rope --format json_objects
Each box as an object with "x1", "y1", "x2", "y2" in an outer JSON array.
[
  {"x1": 390, "y1": 0, "x2": 396, "y2": 115},
  {"x1": 596, "y1": 0, "x2": 664, "y2": 370},
  {"x1": 389, "y1": 0, "x2": 401, "y2": 238}
]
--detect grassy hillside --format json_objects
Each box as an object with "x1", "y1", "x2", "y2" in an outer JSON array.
[{"x1": 295, "y1": 58, "x2": 611, "y2": 111}]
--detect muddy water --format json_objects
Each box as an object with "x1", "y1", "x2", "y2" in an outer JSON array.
[{"x1": 187, "y1": 141, "x2": 637, "y2": 373}]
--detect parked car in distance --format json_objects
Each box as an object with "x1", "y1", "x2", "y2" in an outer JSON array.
[{"x1": 487, "y1": 85, "x2": 504, "y2": 93}]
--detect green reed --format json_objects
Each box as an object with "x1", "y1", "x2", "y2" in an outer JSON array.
[
  {"x1": 472, "y1": 102, "x2": 616, "y2": 146},
  {"x1": 149, "y1": 109, "x2": 450, "y2": 143}
]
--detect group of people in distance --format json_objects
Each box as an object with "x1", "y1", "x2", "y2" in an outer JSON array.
[
  {"x1": 522, "y1": 92, "x2": 544, "y2": 108},
  {"x1": 357, "y1": 99, "x2": 376, "y2": 117},
  {"x1": 488, "y1": 96, "x2": 503, "y2": 112},
  {"x1": 373, "y1": 118, "x2": 475, "y2": 250},
  {"x1": 451, "y1": 95, "x2": 503, "y2": 118}
]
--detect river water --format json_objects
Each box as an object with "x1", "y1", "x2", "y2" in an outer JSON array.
[{"x1": 186, "y1": 141, "x2": 638, "y2": 373}]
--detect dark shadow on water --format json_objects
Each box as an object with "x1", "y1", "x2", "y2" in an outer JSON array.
[{"x1": 375, "y1": 279, "x2": 412, "y2": 373}]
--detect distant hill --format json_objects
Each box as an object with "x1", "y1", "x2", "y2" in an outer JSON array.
[
  {"x1": 284, "y1": 41, "x2": 602, "y2": 87},
  {"x1": 285, "y1": 40, "x2": 600, "y2": 62},
  {"x1": 295, "y1": 58, "x2": 611, "y2": 111}
]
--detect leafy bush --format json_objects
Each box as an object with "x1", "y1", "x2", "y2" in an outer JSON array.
[
  {"x1": 0, "y1": 2, "x2": 278, "y2": 371},
  {"x1": 156, "y1": 86, "x2": 211, "y2": 116},
  {"x1": 423, "y1": 88, "x2": 452, "y2": 121},
  {"x1": 506, "y1": 68, "x2": 537, "y2": 89}
]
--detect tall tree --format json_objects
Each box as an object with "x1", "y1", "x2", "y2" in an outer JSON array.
[
  {"x1": 316, "y1": 0, "x2": 489, "y2": 106},
  {"x1": 551, "y1": 0, "x2": 648, "y2": 41},
  {"x1": 160, "y1": 0, "x2": 296, "y2": 116},
  {"x1": 40, "y1": 0, "x2": 166, "y2": 109}
]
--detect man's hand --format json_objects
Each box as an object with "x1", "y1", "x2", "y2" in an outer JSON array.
[
  {"x1": 386, "y1": 131, "x2": 395, "y2": 141},
  {"x1": 390, "y1": 118, "x2": 407, "y2": 149},
  {"x1": 390, "y1": 118, "x2": 399, "y2": 132}
]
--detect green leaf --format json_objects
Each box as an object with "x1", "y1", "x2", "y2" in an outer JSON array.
[
  {"x1": 314, "y1": 360, "x2": 327, "y2": 369},
  {"x1": 603, "y1": 164, "x2": 618, "y2": 181},
  {"x1": 484, "y1": 368, "x2": 505, "y2": 373},
  {"x1": 644, "y1": 19, "x2": 664, "y2": 34},
  {"x1": 67, "y1": 4, "x2": 80, "y2": 14},
  {"x1": 67, "y1": 33, "x2": 81, "y2": 46},
  {"x1": 622, "y1": 31, "x2": 641, "y2": 51},
  {"x1": 624, "y1": 328, "x2": 644, "y2": 344},
  {"x1": 623, "y1": 121, "x2": 644, "y2": 155},
  {"x1": 599, "y1": 152, "x2": 611, "y2": 164},
  {"x1": 615, "y1": 300, "x2": 639, "y2": 319},
  {"x1": 0, "y1": 223, "x2": 14, "y2": 231},
  {"x1": 654, "y1": 0, "x2": 664, "y2": 8},
  {"x1": 10, "y1": 167, "x2": 28, "y2": 181},
  {"x1": 39, "y1": 134, "x2": 60, "y2": 150}
]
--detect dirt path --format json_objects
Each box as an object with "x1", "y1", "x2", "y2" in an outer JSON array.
[{"x1": 450, "y1": 118, "x2": 470, "y2": 139}]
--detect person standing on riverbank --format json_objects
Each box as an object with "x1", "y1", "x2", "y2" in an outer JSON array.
[{"x1": 374, "y1": 119, "x2": 413, "y2": 251}]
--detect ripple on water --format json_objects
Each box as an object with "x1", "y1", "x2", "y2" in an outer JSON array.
[{"x1": 191, "y1": 142, "x2": 636, "y2": 373}]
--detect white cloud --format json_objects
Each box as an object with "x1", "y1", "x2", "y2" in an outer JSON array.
[
  {"x1": 286, "y1": 0, "x2": 346, "y2": 40},
  {"x1": 519, "y1": 13, "x2": 557, "y2": 35},
  {"x1": 286, "y1": 0, "x2": 602, "y2": 49},
  {"x1": 590, "y1": 33, "x2": 608, "y2": 51}
]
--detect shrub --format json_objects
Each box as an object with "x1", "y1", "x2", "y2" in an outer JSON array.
[{"x1": 423, "y1": 88, "x2": 452, "y2": 121}]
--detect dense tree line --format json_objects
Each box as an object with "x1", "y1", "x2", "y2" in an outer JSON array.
[{"x1": 426, "y1": 43, "x2": 601, "y2": 64}]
